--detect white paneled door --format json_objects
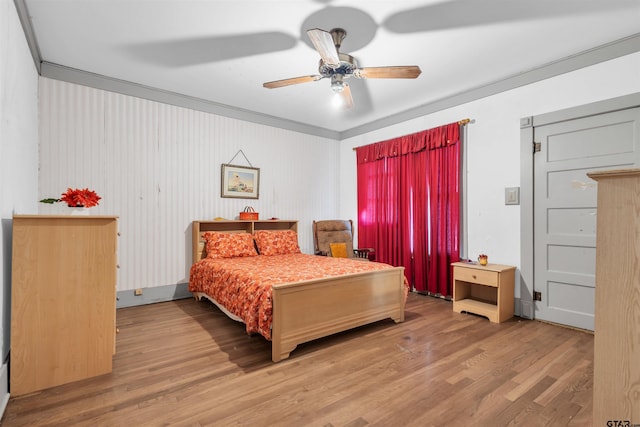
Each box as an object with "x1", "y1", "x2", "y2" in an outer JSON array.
[{"x1": 533, "y1": 107, "x2": 640, "y2": 330}]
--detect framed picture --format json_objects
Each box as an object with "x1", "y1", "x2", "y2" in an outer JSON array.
[{"x1": 221, "y1": 164, "x2": 260, "y2": 199}]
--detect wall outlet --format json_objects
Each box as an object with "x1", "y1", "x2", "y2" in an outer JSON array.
[{"x1": 134, "y1": 288, "x2": 143, "y2": 296}]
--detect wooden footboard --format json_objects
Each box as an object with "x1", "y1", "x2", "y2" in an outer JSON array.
[{"x1": 271, "y1": 266, "x2": 406, "y2": 362}]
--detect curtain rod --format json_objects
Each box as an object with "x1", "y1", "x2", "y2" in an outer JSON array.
[{"x1": 352, "y1": 118, "x2": 473, "y2": 151}]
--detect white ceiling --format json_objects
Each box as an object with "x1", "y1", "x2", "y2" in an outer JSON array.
[{"x1": 18, "y1": 0, "x2": 640, "y2": 139}]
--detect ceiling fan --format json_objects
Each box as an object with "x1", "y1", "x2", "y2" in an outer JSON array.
[{"x1": 263, "y1": 28, "x2": 422, "y2": 109}]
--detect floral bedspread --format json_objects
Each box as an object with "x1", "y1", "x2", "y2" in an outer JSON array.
[{"x1": 188, "y1": 253, "x2": 406, "y2": 340}]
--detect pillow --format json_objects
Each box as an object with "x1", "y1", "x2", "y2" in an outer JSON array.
[
  {"x1": 203, "y1": 232, "x2": 258, "y2": 259},
  {"x1": 254, "y1": 230, "x2": 301, "y2": 256},
  {"x1": 329, "y1": 242, "x2": 348, "y2": 258}
]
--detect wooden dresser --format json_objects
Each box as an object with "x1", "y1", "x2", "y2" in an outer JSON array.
[
  {"x1": 11, "y1": 215, "x2": 118, "y2": 396},
  {"x1": 451, "y1": 262, "x2": 516, "y2": 323},
  {"x1": 587, "y1": 169, "x2": 640, "y2": 425}
]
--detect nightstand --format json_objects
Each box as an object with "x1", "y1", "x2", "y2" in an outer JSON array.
[{"x1": 451, "y1": 262, "x2": 516, "y2": 323}]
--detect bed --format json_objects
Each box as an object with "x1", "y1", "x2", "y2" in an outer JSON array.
[{"x1": 189, "y1": 219, "x2": 407, "y2": 362}]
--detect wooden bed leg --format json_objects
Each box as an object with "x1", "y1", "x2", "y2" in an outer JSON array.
[
  {"x1": 272, "y1": 343, "x2": 297, "y2": 363},
  {"x1": 393, "y1": 309, "x2": 405, "y2": 323}
]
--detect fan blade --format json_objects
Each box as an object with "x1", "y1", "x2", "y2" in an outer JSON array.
[
  {"x1": 356, "y1": 66, "x2": 422, "y2": 79},
  {"x1": 306, "y1": 28, "x2": 340, "y2": 67},
  {"x1": 263, "y1": 75, "x2": 323, "y2": 89},
  {"x1": 345, "y1": 78, "x2": 373, "y2": 114},
  {"x1": 338, "y1": 84, "x2": 354, "y2": 109}
]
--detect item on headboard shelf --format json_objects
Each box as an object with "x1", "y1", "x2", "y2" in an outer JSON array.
[{"x1": 239, "y1": 206, "x2": 259, "y2": 220}]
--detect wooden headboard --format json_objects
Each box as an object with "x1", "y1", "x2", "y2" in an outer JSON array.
[{"x1": 192, "y1": 219, "x2": 298, "y2": 263}]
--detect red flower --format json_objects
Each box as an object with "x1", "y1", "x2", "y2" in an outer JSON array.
[{"x1": 59, "y1": 188, "x2": 101, "y2": 208}]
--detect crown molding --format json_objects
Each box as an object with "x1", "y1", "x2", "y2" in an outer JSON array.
[
  {"x1": 13, "y1": 0, "x2": 41, "y2": 73},
  {"x1": 340, "y1": 32, "x2": 640, "y2": 139},
  {"x1": 40, "y1": 62, "x2": 341, "y2": 140},
  {"x1": 13, "y1": 0, "x2": 640, "y2": 141}
]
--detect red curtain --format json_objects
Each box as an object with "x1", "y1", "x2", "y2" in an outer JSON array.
[{"x1": 355, "y1": 123, "x2": 461, "y2": 295}]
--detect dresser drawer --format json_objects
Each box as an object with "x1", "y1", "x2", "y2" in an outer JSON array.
[{"x1": 454, "y1": 266, "x2": 499, "y2": 287}]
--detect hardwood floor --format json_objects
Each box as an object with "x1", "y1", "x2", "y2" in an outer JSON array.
[{"x1": 1, "y1": 293, "x2": 594, "y2": 426}]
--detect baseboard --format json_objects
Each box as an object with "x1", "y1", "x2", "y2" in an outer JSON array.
[
  {"x1": 117, "y1": 286, "x2": 536, "y2": 321},
  {"x1": 116, "y1": 283, "x2": 192, "y2": 308},
  {"x1": 0, "y1": 362, "x2": 9, "y2": 420},
  {"x1": 515, "y1": 297, "x2": 533, "y2": 319}
]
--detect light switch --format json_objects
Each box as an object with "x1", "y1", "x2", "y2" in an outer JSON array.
[{"x1": 505, "y1": 187, "x2": 520, "y2": 205}]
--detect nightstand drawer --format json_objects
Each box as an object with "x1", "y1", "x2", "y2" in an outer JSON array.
[{"x1": 454, "y1": 266, "x2": 498, "y2": 287}]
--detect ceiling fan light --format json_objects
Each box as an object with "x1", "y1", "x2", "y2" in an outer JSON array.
[
  {"x1": 332, "y1": 93, "x2": 344, "y2": 108},
  {"x1": 331, "y1": 81, "x2": 345, "y2": 93},
  {"x1": 330, "y1": 74, "x2": 345, "y2": 93}
]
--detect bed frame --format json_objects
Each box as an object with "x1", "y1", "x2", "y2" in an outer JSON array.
[{"x1": 191, "y1": 219, "x2": 406, "y2": 362}]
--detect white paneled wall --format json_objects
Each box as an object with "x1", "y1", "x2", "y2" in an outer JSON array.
[{"x1": 39, "y1": 78, "x2": 339, "y2": 291}]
